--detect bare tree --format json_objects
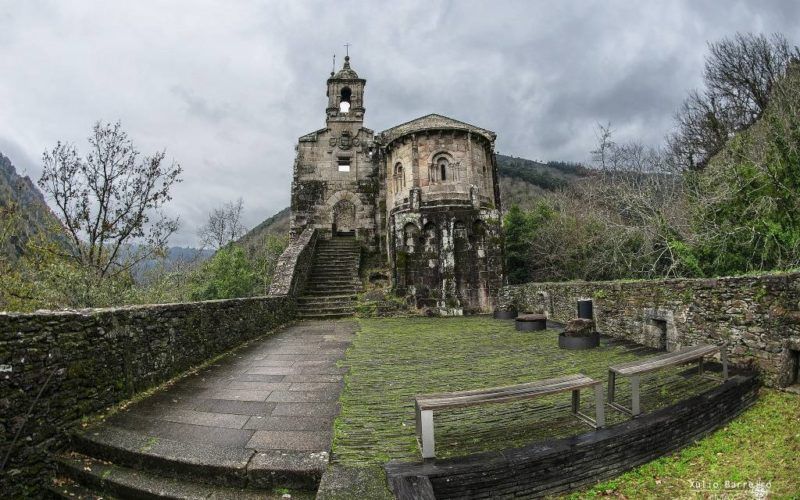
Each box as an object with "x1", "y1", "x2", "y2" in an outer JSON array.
[
  {"x1": 198, "y1": 198, "x2": 247, "y2": 250},
  {"x1": 670, "y1": 32, "x2": 800, "y2": 170},
  {"x1": 38, "y1": 121, "x2": 182, "y2": 280}
]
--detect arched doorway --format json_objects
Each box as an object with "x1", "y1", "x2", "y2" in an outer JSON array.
[{"x1": 332, "y1": 199, "x2": 356, "y2": 235}]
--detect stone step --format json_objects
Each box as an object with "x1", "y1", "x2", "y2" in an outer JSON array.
[
  {"x1": 306, "y1": 278, "x2": 360, "y2": 284},
  {"x1": 69, "y1": 425, "x2": 253, "y2": 488},
  {"x1": 306, "y1": 287, "x2": 359, "y2": 293},
  {"x1": 307, "y1": 278, "x2": 360, "y2": 284},
  {"x1": 304, "y1": 288, "x2": 361, "y2": 294},
  {"x1": 297, "y1": 305, "x2": 356, "y2": 313},
  {"x1": 319, "y1": 240, "x2": 357, "y2": 245},
  {"x1": 306, "y1": 281, "x2": 360, "y2": 286},
  {"x1": 298, "y1": 299, "x2": 356, "y2": 306},
  {"x1": 310, "y1": 269, "x2": 358, "y2": 275},
  {"x1": 296, "y1": 311, "x2": 355, "y2": 320},
  {"x1": 297, "y1": 294, "x2": 357, "y2": 303},
  {"x1": 297, "y1": 305, "x2": 355, "y2": 314},
  {"x1": 53, "y1": 453, "x2": 287, "y2": 500},
  {"x1": 66, "y1": 425, "x2": 326, "y2": 494},
  {"x1": 309, "y1": 270, "x2": 359, "y2": 276},
  {"x1": 47, "y1": 476, "x2": 105, "y2": 499},
  {"x1": 310, "y1": 276, "x2": 358, "y2": 281},
  {"x1": 317, "y1": 243, "x2": 358, "y2": 247}
]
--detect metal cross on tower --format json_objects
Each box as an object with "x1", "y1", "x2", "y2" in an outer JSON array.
[{"x1": 344, "y1": 43, "x2": 350, "y2": 57}]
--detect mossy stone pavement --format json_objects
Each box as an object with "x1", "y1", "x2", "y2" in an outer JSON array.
[
  {"x1": 56, "y1": 320, "x2": 356, "y2": 497},
  {"x1": 57, "y1": 317, "x2": 723, "y2": 498}
]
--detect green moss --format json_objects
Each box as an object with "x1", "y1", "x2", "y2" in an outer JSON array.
[
  {"x1": 332, "y1": 317, "x2": 719, "y2": 465},
  {"x1": 140, "y1": 436, "x2": 159, "y2": 452},
  {"x1": 395, "y1": 251, "x2": 408, "y2": 269},
  {"x1": 572, "y1": 390, "x2": 800, "y2": 498},
  {"x1": 66, "y1": 359, "x2": 95, "y2": 378}
]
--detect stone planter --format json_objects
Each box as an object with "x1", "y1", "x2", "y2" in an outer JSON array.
[
  {"x1": 516, "y1": 314, "x2": 547, "y2": 331},
  {"x1": 558, "y1": 332, "x2": 600, "y2": 350},
  {"x1": 493, "y1": 310, "x2": 517, "y2": 320}
]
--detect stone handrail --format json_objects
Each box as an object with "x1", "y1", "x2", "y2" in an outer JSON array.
[{"x1": 268, "y1": 227, "x2": 318, "y2": 297}]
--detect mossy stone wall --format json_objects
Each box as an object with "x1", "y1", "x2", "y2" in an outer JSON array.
[
  {"x1": 502, "y1": 272, "x2": 800, "y2": 387},
  {"x1": 0, "y1": 295, "x2": 294, "y2": 495}
]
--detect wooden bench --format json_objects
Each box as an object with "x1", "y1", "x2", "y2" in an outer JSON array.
[
  {"x1": 414, "y1": 374, "x2": 605, "y2": 459},
  {"x1": 607, "y1": 343, "x2": 729, "y2": 417}
]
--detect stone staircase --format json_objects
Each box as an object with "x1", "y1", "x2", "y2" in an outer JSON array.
[
  {"x1": 48, "y1": 430, "x2": 319, "y2": 499},
  {"x1": 296, "y1": 236, "x2": 361, "y2": 320}
]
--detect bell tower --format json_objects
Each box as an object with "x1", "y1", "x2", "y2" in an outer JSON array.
[{"x1": 326, "y1": 55, "x2": 366, "y2": 125}]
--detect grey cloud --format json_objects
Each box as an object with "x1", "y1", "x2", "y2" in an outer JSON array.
[{"x1": 1, "y1": 0, "x2": 799, "y2": 245}]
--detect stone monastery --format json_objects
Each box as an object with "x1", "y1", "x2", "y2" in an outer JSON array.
[{"x1": 290, "y1": 56, "x2": 504, "y2": 314}]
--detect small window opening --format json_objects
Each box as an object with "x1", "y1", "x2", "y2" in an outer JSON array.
[
  {"x1": 339, "y1": 87, "x2": 352, "y2": 113},
  {"x1": 790, "y1": 349, "x2": 800, "y2": 386},
  {"x1": 337, "y1": 157, "x2": 350, "y2": 172},
  {"x1": 438, "y1": 159, "x2": 448, "y2": 181},
  {"x1": 394, "y1": 163, "x2": 404, "y2": 192}
]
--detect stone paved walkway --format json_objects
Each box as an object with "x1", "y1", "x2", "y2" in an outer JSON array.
[{"x1": 102, "y1": 320, "x2": 356, "y2": 461}]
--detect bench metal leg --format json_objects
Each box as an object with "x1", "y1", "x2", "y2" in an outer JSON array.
[
  {"x1": 419, "y1": 410, "x2": 435, "y2": 459},
  {"x1": 594, "y1": 384, "x2": 605, "y2": 428},
  {"x1": 415, "y1": 402, "x2": 421, "y2": 442},
  {"x1": 721, "y1": 346, "x2": 729, "y2": 380},
  {"x1": 698, "y1": 357, "x2": 704, "y2": 376},
  {"x1": 631, "y1": 374, "x2": 641, "y2": 417},
  {"x1": 571, "y1": 389, "x2": 580, "y2": 414},
  {"x1": 607, "y1": 370, "x2": 616, "y2": 404}
]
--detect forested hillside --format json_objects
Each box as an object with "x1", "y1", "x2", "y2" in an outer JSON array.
[
  {"x1": 241, "y1": 156, "x2": 589, "y2": 241},
  {"x1": 0, "y1": 152, "x2": 63, "y2": 260},
  {"x1": 505, "y1": 34, "x2": 800, "y2": 284}
]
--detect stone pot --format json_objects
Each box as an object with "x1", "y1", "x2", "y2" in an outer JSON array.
[
  {"x1": 558, "y1": 332, "x2": 600, "y2": 350},
  {"x1": 516, "y1": 314, "x2": 547, "y2": 331},
  {"x1": 493, "y1": 310, "x2": 517, "y2": 320}
]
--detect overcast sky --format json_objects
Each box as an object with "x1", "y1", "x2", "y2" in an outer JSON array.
[{"x1": 2, "y1": 1, "x2": 799, "y2": 246}]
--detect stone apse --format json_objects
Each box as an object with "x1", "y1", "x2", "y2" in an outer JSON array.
[{"x1": 289, "y1": 56, "x2": 504, "y2": 314}]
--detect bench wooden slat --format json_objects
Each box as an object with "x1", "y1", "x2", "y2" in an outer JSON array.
[
  {"x1": 416, "y1": 374, "x2": 599, "y2": 411},
  {"x1": 609, "y1": 344, "x2": 719, "y2": 376}
]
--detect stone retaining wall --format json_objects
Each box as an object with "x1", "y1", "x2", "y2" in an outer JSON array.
[
  {"x1": 0, "y1": 296, "x2": 294, "y2": 496},
  {"x1": 501, "y1": 273, "x2": 800, "y2": 387},
  {"x1": 386, "y1": 374, "x2": 759, "y2": 499}
]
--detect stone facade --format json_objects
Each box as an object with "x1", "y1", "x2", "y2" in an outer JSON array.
[
  {"x1": 0, "y1": 297, "x2": 294, "y2": 496},
  {"x1": 501, "y1": 272, "x2": 800, "y2": 387},
  {"x1": 289, "y1": 57, "x2": 504, "y2": 314},
  {"x1": 289, "y1": 56, "x2": 382, "y2": 252}
]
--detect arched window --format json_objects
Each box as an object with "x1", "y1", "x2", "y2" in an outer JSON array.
[
  {"x1": 339, "y1": 87, "x2": 352, "y2": 113},
  {"x1": 394, "y1": 163, "x2": 405, "y2": 192}
]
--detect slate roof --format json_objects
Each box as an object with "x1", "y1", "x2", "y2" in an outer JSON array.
[{"x1": 379, "y1": 114, "x2": 496, "y2": 144}]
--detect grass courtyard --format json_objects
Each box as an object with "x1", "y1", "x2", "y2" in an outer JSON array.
[
  {"x1": 332, "y1": 317, "x2": 719, "y2": 464},
  {"x1": 331, "y1": 317, "x2": 800, "y2": 497}
]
